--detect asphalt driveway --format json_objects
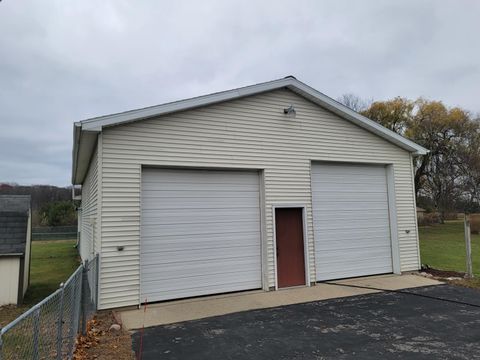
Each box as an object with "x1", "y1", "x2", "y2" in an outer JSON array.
[{"x1": 132, "y1": 284, "x2": 480, "y2": 359}]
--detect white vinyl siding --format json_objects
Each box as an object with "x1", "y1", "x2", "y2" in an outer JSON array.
[
  {"x1": 98, "y1": 88, "x2": 420, "y2": 309},
  {"x1": 79, "y1": 147, "x2": 99, "y2": 261},
  {"x1": 312, "y1": 163, "x2": 393, "y2": 280},
  {"x1": 23, "y1": 210, "x2": 32, "y2": 295},
  {"x1": 140, "y1": 168, "x2": 262, "y2": 302},
  {"x1": 0, "y1": 258, "x2": 20, "y2": 306}
]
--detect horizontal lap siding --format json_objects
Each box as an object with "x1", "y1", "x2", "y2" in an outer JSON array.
[
  {"x1": 80, "y1": 149, "x2": 98, "y2": 261},
  {"x1": 99, "y1": 89, "x2": 419, "y2": 309}
]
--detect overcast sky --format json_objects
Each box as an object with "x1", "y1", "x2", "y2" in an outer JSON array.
[{"x1": 0, "y1": 1, "x2": 479, "y2": 186}]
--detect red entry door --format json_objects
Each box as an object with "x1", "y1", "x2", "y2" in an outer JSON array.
[{"x1": 275, "y1": 208, "x2": 306, "y2": 288}]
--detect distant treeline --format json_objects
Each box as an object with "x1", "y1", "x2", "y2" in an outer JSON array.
[{"x1": 0, "y1": 183, "x2": 77, "y2": 227}]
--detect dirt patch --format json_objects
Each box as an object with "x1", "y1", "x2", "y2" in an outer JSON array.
[
  {"x1": 418, "y1": 267, "x2": 480, "y2": 291},
  {"x1": 0, "y1": 305, "x2": 29, "y2": 327},
  {"x1": 74, "y1": 311, "x2": 134, "y2": 360},
  {"x1": 421, "y1": 267, "x2": 465, "y2": 278},
  {"x1": 447, "y1": 278, "x2": 480, "y2": 291}
]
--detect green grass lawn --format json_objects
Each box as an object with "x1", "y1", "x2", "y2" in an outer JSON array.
[
  {"x1": 419, "y1": 220, "x2": 480, "y2": 276},
  {"x1": 0, "y1": 240, "x2": 79, "y2": 327},
  {"x1": 24, "y1": 239, "x2": 80, "y2": 304}
]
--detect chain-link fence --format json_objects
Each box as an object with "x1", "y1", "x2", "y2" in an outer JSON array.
[
  {"x1": 32, "y1": 226, "x2": 78, "y2": 241},
  {"x1": 0, "y1": 255, "x2": 98, "y2": 360}
]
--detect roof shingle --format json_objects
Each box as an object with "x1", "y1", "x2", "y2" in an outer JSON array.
[{"x1": 0, "y1": 196, "x2": 31, "y2": 256}]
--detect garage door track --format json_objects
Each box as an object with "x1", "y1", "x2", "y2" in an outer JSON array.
[{"x1": 132, "y1": 284, "x2": 480, "y2": 359}]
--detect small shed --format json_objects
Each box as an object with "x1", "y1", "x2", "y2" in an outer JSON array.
[
  {"x1": 416, "y1": 207, "x2": 426, "y2": 220},
  {"x1": 0, "y1": 195, "x2": 32, "y2": 305}
]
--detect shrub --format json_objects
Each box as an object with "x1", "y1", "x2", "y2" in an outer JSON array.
[
  {"x1": 418, "y1": 212, "x2": 441, "y2": 226},
  {"x1": 443, "y1": 212, "x2": 460, "y2": 220},
  {"x1": 470, "y1": 214, "x2": 480, "y2": 234},
  {"x1": 40, "y1": 201, "x2": 77, "y2": 226}
]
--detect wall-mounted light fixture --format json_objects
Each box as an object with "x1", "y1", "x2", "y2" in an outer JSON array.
[{"x1": 283, "y1": 105, "x2": 296, "y2": 118}]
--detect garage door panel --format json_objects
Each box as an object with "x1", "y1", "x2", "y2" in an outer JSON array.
[
  {"x1": 312, "y1": 163, "x2": 393, "y2": 281},
  {"x1": 142, "y1": 242, "x2": 261, "y2": 255},
  {"x1": 320, "y1": 257, "x2": 392, "y2": 271},
  {"x1": 141, "y1": 221, "x2": 261, "y2": 237},
  {"x1": 142, "y1": 190, "x2": 260, "y2": 199},
  {"x1": 141, "y1": 168, "x2": 262, "y2": 302},
  {"x1": 143, "y1": 169, "x2": 259, "y2": 183},
  {"x1": 141, "y1": 213, "x2": 260, "y2": 225},
  {"x1": 312, "y1": 183, "x2": 388, "y2": 192},
  {"x1": 314, "y1": 203, "x2": 389, "y2": 211},
  {"x1": 141, "y1": 231, "x2": 259, "y2": 244},
  {"x1": 141, "y1": 252, "x2": 260, "y2": 267},
  {"x1": 142, "y1": 245, "x2": 261, "y2": 263},
  {"x1": 315, "y1": 193, "x2": 388, "y2": 202},
  {"x1": 142, "y1": 267, "x2": 262, "y2": 285},
  {"x1": 314, "y1": 217, "x2": 390, "y2": 225},
  {"x1": 141, "y1": 253, "x2": 260, "y2": 267},
  {"x1": 314, "y1": 232, "x2": 391, "y2": 245},
  {"x1": 312, "y1": 174, "x2": 387, "y2": 182},
  {"x1": 142, "y1": 182, "x2": 259, "y2": 192},
  {"x1": 142, "y1": 280, "x2": 261, "y2": 301},
  {"x1": 141, "y1": 234, "x2": 260, "y2": 248},
  {"x1": 317, "y1": 247, "x2": 392, "y2": 262},
  {"x1": 141, "y1": 258, "x2": 261, "y2": 279},
  {"x1": 314, "y1": 206, "x2": 388, "y2": 217},
  {"x1": 142, "y1": 196, "x2": 259, "y2": 209},
  {"x1": 143, "y1": 273, "x2": 263, "y2": 293},
  {"x1": 312, "y1": 178, "x2": 387, "y2": 186},
  {"x1": 316, "y1": 243, "x2": 392, "y2": 252},
  {"x1": 142, "y1": 208, "x2": 257, "y2": 220},
  {"x1": 141, "y1": 255, "x2": 261, "y2": 271},
  {"x1": 314, "y1": 216, "x2": 390, "y2": 227},
  {"x1": 315, "y1": 224, "x2": 390, "y2": 235},
  {"x1": 312, "y1": 164, "x2": 385, "y2": 176},
  {"x1": 318, "y1": 265, "x2": 393, "y2": 281}
]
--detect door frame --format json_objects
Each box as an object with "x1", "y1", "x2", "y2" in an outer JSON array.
[{"x1": 272, "y1": 204, "x2": 310, "y2": 290}]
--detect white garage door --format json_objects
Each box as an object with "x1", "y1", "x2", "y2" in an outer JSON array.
[
  {"x1": 140, "y1": 168, "x2": 262, "y2": 302},
  {"x1": 312, "y1": 163, "x2": 393, "y2": 281}
]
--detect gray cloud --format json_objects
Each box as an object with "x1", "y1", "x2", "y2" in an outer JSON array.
[{"x1": 0, "y1": 0, "x2": 479, "y2": 186}]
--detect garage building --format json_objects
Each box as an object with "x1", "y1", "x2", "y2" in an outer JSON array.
[{"x1": 72, "y1": 76, "x2": 427, "y2": 310}]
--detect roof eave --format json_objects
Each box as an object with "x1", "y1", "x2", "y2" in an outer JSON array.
[
  {"x1": 72, "y1": 123, "x2": 99, "y2": 185},
  {"x1": 71, "y1": 123, "x2": 81, "y2": 184},
  {"x1": 71, "y1": 77, "x2": 428, "y2": 183},
  {"x1": 80, "y1": 77, "x2": 294, "y2": 131}
]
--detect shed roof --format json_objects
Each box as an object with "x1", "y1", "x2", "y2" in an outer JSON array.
[
  {"x1": 0, "y1": 196, "x2": 31, "y2": 256},
  {"x1": 72, "y1": 76, "x2": 428, "y2": 184}
]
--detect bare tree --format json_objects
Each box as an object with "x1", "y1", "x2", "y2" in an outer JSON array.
[{"x1": 337, "y1": 93, "x2": 370, "y2": 112}]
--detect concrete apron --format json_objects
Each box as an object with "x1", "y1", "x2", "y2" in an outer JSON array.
[{"x1": 118, "y1": 274, "x2": 442, "y2": 330}]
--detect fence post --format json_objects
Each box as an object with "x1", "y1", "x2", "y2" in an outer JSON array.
[
  {"x1": 68, "y1": 273, "x2": 77, "y2": 357},
  {"x1": 56, "y1": 283, "x2": 65, "y2": 360},
  {"x1": 32, "y1": 308, "x2": 40, "y2": 360},
  {"x1": 465, "y1": 215, "x2": 474, "y2": 279},
  {"x1": 81, "y1": 260, "x2": 88, "y2": 335}
]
